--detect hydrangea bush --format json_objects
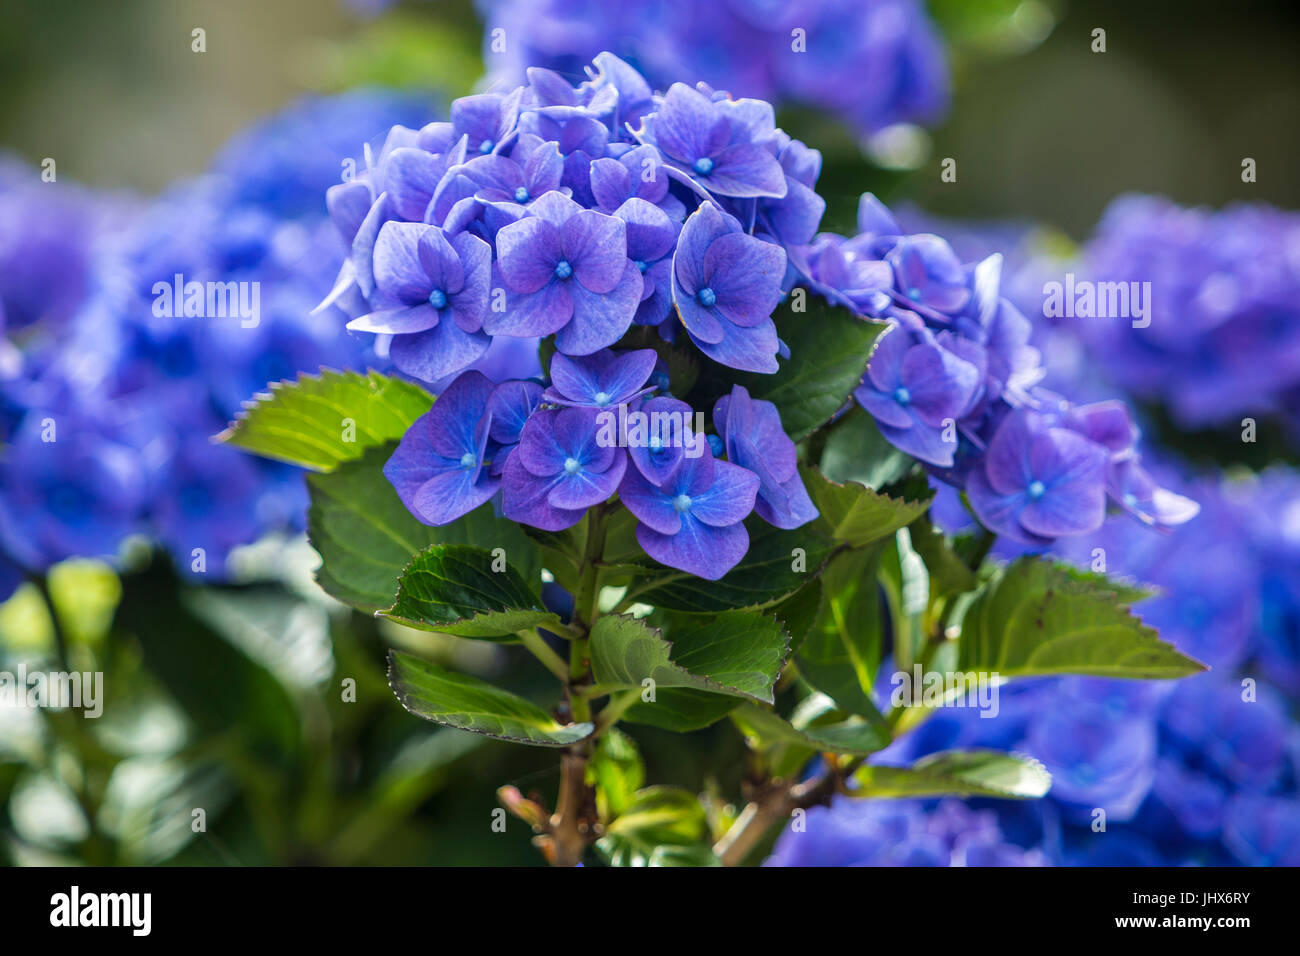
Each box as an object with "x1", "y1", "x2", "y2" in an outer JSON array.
[{"x1": 225, "y1": 54, "x2": 1205, "y2": 866}]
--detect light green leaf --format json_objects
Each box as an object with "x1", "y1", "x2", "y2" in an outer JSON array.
[
  {"x1": 851, "y1": 750, "x2": 1052, "y2": 799},
  {"x1": 957, "y1": 557, "x2": 1206, "y2": 679},
  {"x1": 804, "y1": 464, "x2": 931, "y2": 549},
  {"x1": 219, "y1": 368, "x2": 432, "y2": 471},
  {"x1": 387, "y1": 651, "x2": 592, "y2": 747},
  {"x1": 382, "y1": 545, "x2": 559, "y2": 639},
  {"x1": 589, "y1": 611, "x2": 789, "y2": 703},
  {"x1": 587, "y1": 729, "x2": 645, "y2": 822},
  {"x1": 307, "y1": 445, "x2": 542, "y2": 612},
  {"x1": 732, "y1": 701, "x2": 891, "y2": 756},
  {"x1": 595, "y1": 787, "x2": 719, "y2": 866},
  {"x1": 796, "y1": 547, "x2": 888, "y2": 721}
]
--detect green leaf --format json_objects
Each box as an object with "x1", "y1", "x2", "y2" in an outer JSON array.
[
  {"x1": 589, "y1": 611, "x2": 789, "y2": 703},
  {"x1": 595, "y1": 787, "x2": 719, "y2": 866},
  {"x1": 307, "y1": 445, "x2": 542, "y2": 612},
  {"x1": 732, "y1": 701, "x2": 890, "y2": 756},
  {"x1": 628, "y1": 519, "x2": 837, "y2": 613},
  {"x1": 957, "y1": 557, "x2": 1206, "y2": 679},
  {"x1": 381, "y1": 545, "x2": 559, "y2": 639},
  {"x1": 587, "y1": 729, "x2": 645, "y2": 821},
  {"x1": 851, "y1": 750, "x2": 1052, "y2": 799},
  {"x1": 387, "y1": 651, "x2": 592, "y2": 747},
  {"x1": 796, "y1": 547, "x2": 887, "y2": 720},
  {"x1": 908, "y1": 515, "x2": 978, "y2": 598},
  {"x1": 804, "y1": 463, "x2": 932, "y2": 549},
  {"x1": 771, "y1": 580, "x2": 822, "y2": 655},
  {"x1": 819, "y1": 405, "x2": 915, "y2": 491},
  {"x1": 623, "y1": 690, "x2": 742, "y2": 732},
  {"x1": 727, "y1": 298, "x2": 886, "y2": 442},
  {"x1": 219, "y1": 368, "x2": 432, "y2": 471}
]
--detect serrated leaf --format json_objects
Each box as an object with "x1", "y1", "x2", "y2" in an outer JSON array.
[
  {"x1": 732, "y1": 701, "x2": 890, "y2": 756},
  {"x1": 595, "y1": 786, "x2": 719, "y2": 867},
  {"x1": 771, "y1": 580, "x2": 822, "y2": 655},
  {"x1": 628, "y1": 519, "x2": 837, "y2": 613},
  {"x1": 957, "y1": 557, "x2": 1206, "y2": 679},
  {"x1": 387, "y1": 651, "x2": 592, "y2": 747},
  {"x1": 219, "y1": 368, "x2": 432, "y2": 471},
  {"x1": 804, "y1": 464, "x2": 931, "y2": 549},
  {"x1": 306, "y1": 445, "x2": 543, "y2": 612},
  {"x1": 382, "y1": 544, "x2": 559, "y2": 639},
  {"x1": 796, "y1": 546, "x2": 887, "y2": 720},
  {"x1": 589, "y1": 611, "x2": 789, "y2": 703},
  {"x1": 851, "y1": 750, "x2": 1051, "y2": 799}
]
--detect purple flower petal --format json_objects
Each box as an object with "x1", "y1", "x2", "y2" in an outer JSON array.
[{"x1": 636, "y1": 514, "x2": 749, "y2": 580}]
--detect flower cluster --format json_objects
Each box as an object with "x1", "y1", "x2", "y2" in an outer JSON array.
[
  {"x1": 1069, "y1": 194, "x2": 1300, "y2": 433},
  {"x1": 385, "y1": 347, "x2": 812, "y2": 580},
  {"x1": 323, "y1": 54, "x2": 820, "y2": 379},
  {"x1": 800, "y1": 196, "x2": 1198, "y2": 546},
  {"x1": 474, "y1": 0, "x2": 949, "y2": 140},
  {"x1": 0, "y1": 92, "x2": 428, "y2": 596}
]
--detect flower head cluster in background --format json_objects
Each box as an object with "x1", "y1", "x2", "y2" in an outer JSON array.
[
  {"x1": 1065, "y1": 195, "x2": 1300, "y2": 435},
  {"x1": 0, "y1": 92, "x2": 429, "y2": 596},
  {"x1": 475, "y1": 0, "x2": 949, "y2": 140}
]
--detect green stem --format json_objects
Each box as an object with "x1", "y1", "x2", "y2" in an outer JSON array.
[
  {"x1": 594, "y1": 688, "x2": 641, "y2": 735},
  {"x1": 518, "y1": 629, "x2": 569, "y2": 681}
]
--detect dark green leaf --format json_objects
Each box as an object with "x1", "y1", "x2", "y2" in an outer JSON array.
[
  {"x1": 622, "y1": 690, "x2": 742, "y2": 732},
  {"x1": 819, "y1": 404, "x2": 915, "y2": 491},
  {"x1": 387, "y1": 651, "x2": 592, "y2": 746},
  {"x1": 219, "y1": 368, "x2": 431, "y2": 471},
  {"x1": 382, "y1": 545, "x2": 559, "y2": 639}
]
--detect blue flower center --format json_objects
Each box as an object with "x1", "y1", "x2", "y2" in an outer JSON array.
[
  {"x1": 563, "y1": 457, "x2": 581, "y2": 475},
  {"x1": 428, "y1": 288, "x2": 447, "y2": 310},
  {"x1": 460, "y1": 452, "x2": 477, "y2": 469},
  {"x1": 1027, "y1": 480, "x2": 1046, "y2": 500},
  {"x1": 692, "y1": 156, "x2": 715, "y2": 176},
  {"x1": 634, "y1": 259, "x2": 647, "y2": 273},
  {"x1": 514, "y1": 186, "x2": 530, "y2": 203},
  {"x1": 593, "y1": 391, "x2": 611, "y2": 406},
  {"x1": 554, "y1": 259, "x2": 574, "y2": 280},
  {"x1": 673, "y1": 493, "x2": 693, "y2": 512},
  {"x1": 907, "y1": 287, "x2": 922, "y2": 301},
  {"x1": 478, "y1": 138, "x2": 494, "y2": 154},
  {"x1": 1123, "y1": 491, "x2": 1137, "y2": 507},
  {"x1": 893, "y1": 386, "x2": 911, "y2": 405},
  {"x1": 696, "y1": 287, "x2": 717, "y2": 307}
]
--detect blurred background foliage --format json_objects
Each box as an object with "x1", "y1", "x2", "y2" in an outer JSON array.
[{"x1": 2, "y1": 0, "x2": 1298, "y2": 866}]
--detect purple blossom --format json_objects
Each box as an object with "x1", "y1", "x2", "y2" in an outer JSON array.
[
  {"x1": 618, "y1": 444, "x2": 758, "y2": 579},
  {"x1": 542, "y1": 347, "x2": 657, "y2": 408},
  {"x1": 384, "y1": 371, "x2": 501, "y2": 526},
  {"x1": 671, "y1": 201, "x2": 786, "y2": 372},
  {"x1": 348, "y1": 222, "x2": 492, "y2": 383},
  {"x1": 713, "y1": 385, "x2": 817, "y2": 529},
  {"x1": 966, "y1": 410, "x2": 1109, "y2": 546},
  {"x1": 502, "y1": 406, "x2": 627, "y2": 530},
  {"x1": 488, "y1": 191, "x2": 643, "y2": 354}
]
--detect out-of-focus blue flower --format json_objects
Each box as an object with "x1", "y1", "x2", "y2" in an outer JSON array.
[
  {"x1": 766, "y1": 797, "x2": 1050, "y2": 867},
  {"x1": 476, "y1": 0, "x2": 950, "y2": 141}
]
